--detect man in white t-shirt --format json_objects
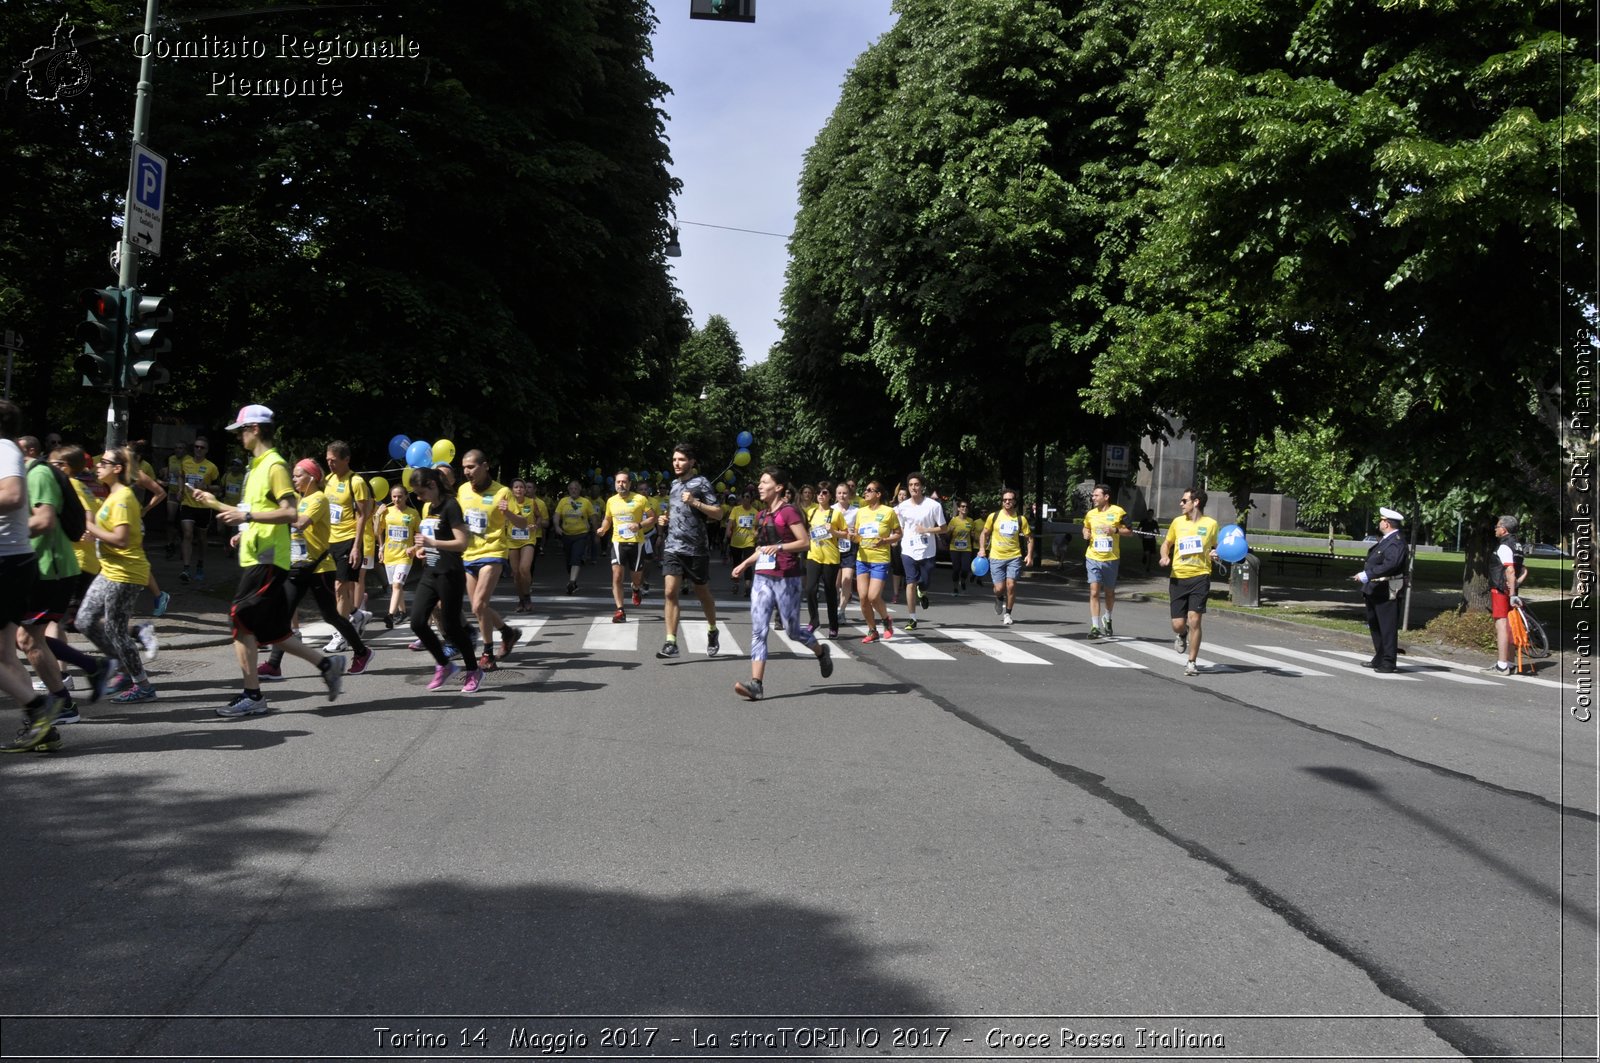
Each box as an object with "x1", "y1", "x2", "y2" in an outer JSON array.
[
  {"x1": 0, "y1": 400, "x2": 57, "y2": 751},
  {"x1": 893, "y1": 472, "x2": 947, "y2": 632}
]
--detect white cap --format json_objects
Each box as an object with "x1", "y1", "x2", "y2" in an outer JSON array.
[
  {"x1": 224, "y1": 404, "x2": 274, "y2": 431},
  {"x1": 1378, "y1": 506, "x2": 1404, "y2": 524}
]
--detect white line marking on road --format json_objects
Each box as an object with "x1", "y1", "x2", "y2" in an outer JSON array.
[
  {"x1": 583, "y1": 617, "x2": 638, "y2": 651},
  {"x1": 1248, "y1": 645, "x2": 1419, "y2": 680},
  {"x1": 851, "y1": 626, "x2": 954, "y2": 660},
  {"x1": 1323, "y1": 649, "x2": 1499, "y2": 685},
  {"x1": 1117, "y1": 640, "x2": 1239, "y2": 672},
  {"x1": 1200, "y1": 643, "x2": 1332, "y2": 676},
  {"x1": 1018, "y1": 632, "x2": 1147, "y2": 668},
  {"x1": 933, "y1": 628, "x2": 1048, "y2": 664},
  {"x1": 683, "y1": 624, "x2": 743, "y2": 657}
]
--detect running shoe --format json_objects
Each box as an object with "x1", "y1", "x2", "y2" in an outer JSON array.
[
  {"x1": 903, "y1": 617, "x2": 918, "y2": 632},
  {"x1": 321, "y1": 655, "x2": 347, "y2": 701},
  {"x1": 135, "y1": 623, "x2": 159, "y2": 663},
  {"x1": 632, "y1": 589, "x2": 642, "y2": 607},
  {"x1": 733, "y1": 677, "x2": 764, "y2": 701},
  {"x1": 917, "y1": 588, "x2": 929, "y2": 609},
  {"x1": 656, "y1": 641, "x2": 680, "y2": 659},
  {"x1": 256, "y1": 661, "x2": 282, "y2": 679},
  {"x1": 566, "y1": 581, "x2": 577, "y2": 595},
  {"x1": 1174, "y1": 632, "x2": 1187, "y2": 654},
  {"x1": 31, "y1": 727, "x2": 62, "y2": 753},
  {"x1": 2, "y1": 698, "x2": 63, "y2": 753},
  {"x1": 428, "y1": 663, "x2": 458, "y2": 691},
  {"x1": 217, "y1": 692, "x2": 270, "y2": 718},
  {"x1": 1184, "y1": 660, "x2": 1200, "y2": 677},
  {"x1": 993, "y1": 596, "x2": 1004, "y2": 615},
  {"x1": 826, "y1": 628, "x2": 838, "y2": 640},
  {"x1": 706, "y1": 628, "x2": 721, "y2": 657},
  {"x1": 382, "y1": 611, "x2": 395, "y2": 630},
  {"x1": 349, "y1": 648, "x2": 374, "y2": 675},
  {"x1": 499, "y1": 626, "x2": 521, "y2": 660},
  {"x1": 408, "y1": 639, "x2": 426, "y2": 651},
  {"x1": 324, "y1": 633, "x2": 349, "y2": 653},
  {"x1": 1088, "y1": 626, "x2": 1101, "y2": 640},
  {"x1": 151, "y1": 591, "x2": 171, "y2": 617},
  {"x1": 1103, "y1": 617, "x2": 1113, "y2": 637},
  {"x1": 1001, "y1": 612, "x2": 1014, "y2": 626},
  {"x1": 31, "y1": 675, "x2": 75, "y2": 694},
  {"x1": 179, "y1": 569, "x2": 190, "y2": 584},
  {"x1": 107, "y1": 671, "x2": 134, "y2": 695},
  {"x1": 613, "y1": 608, "x2": 626, "y2": 624},
  {"x1": 87, "y1": 659, "x2": 113, "y2": 704},
  {"x1": 351, "y1": 610, "x2": 370, "y2": 636},
  {"x1": 883, "y1": 623, "x2": 895, "y2": 641},
  {"x1": 817, "y1": 643, "x2": 833, "y2": 679},
  {"x1": 112, "y1": 685, "x2": 157, "y2": 704},
  {"x1": 461, "y1": 668, "x2": 484, "y2": 694},
  {"x1": 53, "y1": 701, "x2": 81, "y2": 725},
  {"x1": 861, "y1": 631, "x2": 880, "y2": 644},
  {"x1": 478, "y1": 653, "x2": 497, "y2": 672}
]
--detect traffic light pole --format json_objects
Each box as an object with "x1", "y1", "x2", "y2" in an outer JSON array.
[{"x1": 107, "y1": 0, "x2": 162, "y2": 451}]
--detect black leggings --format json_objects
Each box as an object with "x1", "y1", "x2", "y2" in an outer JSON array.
[
  {"x1": 952, "y1": 552, "x2": 973, "y2": 586},
  {"x1": 270, "y1": 565, "x2": 365, "y2": 664},
  {"x1": 803, "y1": 558, "x2": 839, "y2": 629},
  {"x1": 410, "y1": 568, "x2": 475, "y2": 667}
]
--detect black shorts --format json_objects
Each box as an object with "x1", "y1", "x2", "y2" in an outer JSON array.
[
  {"x1": 661, "y1": 550, "x2": 710, "y2": 586},
  {"x1": 0, "y1": 553, "x2": 37, "y2": 627},
  {"x1": 22, "y1": 575, "x2": 73, "y2": 626},
  {"x1": 329, "y1": 538, "x2": 359, "y2": 581},
  {"x1": 180, "y1": 505, "x2": 214, "y2": 529},
  {"x1": 610, "y1": 541, "x2": 644, "y2": 571},
  {"x1": 231, "y1": 564, "x2": 293, "y2": 644},
  {"x1": 1169, "y1": 574, "x2": 1211, "y2": 618}
]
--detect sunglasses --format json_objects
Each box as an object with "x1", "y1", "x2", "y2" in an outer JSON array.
[{"x1": 96, "y1": 457, "x2": 119, "y2": 466}]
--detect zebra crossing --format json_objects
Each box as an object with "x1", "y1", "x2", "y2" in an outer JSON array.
[{"x1": 296, "y1": 610, "x2": 1554, "y2": 692}]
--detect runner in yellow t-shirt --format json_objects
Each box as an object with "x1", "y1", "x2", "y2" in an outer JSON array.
[
  {"x1": 725, "y1": 489, "x2": 760, "y2": 597},
  {"x1": 847, "y1": 480, "x2": 901, "y2": 642},
  {"x1": 376, "y1": 483, "x2": 420, "y2": 626},
  {"x1": 1160, "y1": 487, "x2": 1220, "y2": 676},
  {"x1": 803, "y1": 484, "x2": 847, "y2": 635},
  {"x1": 594, "y1": 471, "x2": 656, "y2": 623},
  {"x1": 177, "y1": 437, "x2": 219, "y2": 584},
  {"x1": 946, "y1": 500, "x2": 975, "y2": 594},
  {"x1": 80, "y1": 447, "x2": 156, "y2": 703},
  {"x1": 978, "y1": 489, "x2": 1034, "y2": 625},
  {"x1": 507, "y1": 478, "x2": 545, "y2": 613},
  {"x1": 1082, "y1": 484, "x2": 1132, "y2": 638},
  {"x1": 557, "y1": 479, "x2": 598, "y2": 595},
  {"x1": 323, "y1": 441, "x2": 373, "y2": 648},
  {"x1": 458, "y1": 449, "x2": 526, "y2": 670}
]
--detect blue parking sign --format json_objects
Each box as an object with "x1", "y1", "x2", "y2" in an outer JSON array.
[{"x1": 136, "y1": 149, "x2": 163, "y2": 210}]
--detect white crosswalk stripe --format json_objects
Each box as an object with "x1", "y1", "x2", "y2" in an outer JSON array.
[
  {"x1": 1018, "y1": 632, "x2": 1146, "y2": 668},
  {"x1": 1114, "y1": 640, "x2": 1239, "y2": 672},
  {"x1": 777, "y1": 631, "x2": 849, "y2": 659},
  {"x1": 683, "y1": 624, "x2": 743, "y2": 657},
  {"x1": 583, "y1": 617, "x2": 638, "y2": 651},
  {"x1": 852, "y1": 626, "x2": 955, "y2": 660},
  {"x1": 1199, "y1": 643, "x2": 1331, "y2": 677},
  {"x1": 928, "y1": 629, "x2": 1046, "y2": 664},
  {"x1": 1248, "y1": 645, "x2": 1419, "y2": 680},
  {"x1": 1397, "y1": 652, "x2": 1566, "y2": 689},
  {"x1": 1323, "y1": 649, "x2": 1499, "y2": 685}
]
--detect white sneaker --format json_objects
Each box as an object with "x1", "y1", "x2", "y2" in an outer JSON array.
[
  {"x1": 1184, "y1": 660, "x2": 1200, "y2": 676},
  {"x1": 31, "y1": 675, "x2": 76, "y2": 693},
  {"x1": 1001, "y1": 612, "x2": 1014, "y2": 626},
  {"x1": 323, "y1": 633, "x2": 349, "y2": 653},
  {"x1": 351, "y1": 610, "x2": 370, "y2": 635},
  {"x1": 136, "y1": 623, "x2": 159, "y2": 663}
]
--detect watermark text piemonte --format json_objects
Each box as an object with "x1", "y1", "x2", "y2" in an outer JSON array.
[{"x1": 132, "y1": 33, "x2": 422, "y2": 98}]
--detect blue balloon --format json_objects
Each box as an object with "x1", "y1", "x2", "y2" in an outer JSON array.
[
  {"x1": 405, "y1": 440, "x2": 435, "y2": 468},
  {"x1": 388, "y1": 434, "x2": 411, "y2": 462},
  {"x1": 1217, "y1": 523, "x2": 1249, "y2": 563},
  {"x1": 736, "y1": 430, "x2": 753, "y2": 449},
  {"x1": 971, "y1": 556, "x2": 991, "y2": 578}
]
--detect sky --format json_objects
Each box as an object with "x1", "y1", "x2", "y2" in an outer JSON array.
[{"x1": 646, "y1": 1, "x2": 898, "y2": 364}]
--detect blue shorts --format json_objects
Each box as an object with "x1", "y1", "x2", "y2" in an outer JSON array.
[
  {"x1": 464, "y1": 558, "x2": 504, "y2": 574},
  {"x1": 989, "y1": 556, "x2": 1023, "y2": 583},
  {"x1": 855, "y1": 560, "x2": 890, "y2": 582},
  {"x1": 901, "y1": 554, "x2": 936, "y2": 584},
  {"x1": 1085, "y1": 557, "x2": 1119, "y2": 587}
]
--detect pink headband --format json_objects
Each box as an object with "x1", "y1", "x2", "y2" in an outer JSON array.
[{"x1": 295, "y1": 458, "x2": 323, "y2": 481}]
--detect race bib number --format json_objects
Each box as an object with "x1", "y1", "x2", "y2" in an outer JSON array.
[
  {"x1": 467, "y1": 509, "x2": 488, "y2": 535},
  {"x1": 952, "y1": 537, "x2": 969, "y2": 550},
  {"x1": 811, "y1": 523, "x2": 831, "y2": 541},
  {"x1": 838, "y1": 539, "x2": 853, "y2": 552},
  {"x1": 420, "y1": 518, "x2": 439, "y2": 540},
  {"x1": 387, "y1": 526, "x2": 409, "y2": 542},
  {"x1": 616, "y1": 520, "x2": 637, "y2": 540},
  {"x1": 737, "y1": 516, "x2": 755, "y2": 529},
  {"x1": 328, "y1": 503, "x2": 345, "y2": 524},
  {"x1": 755, "y1": 551, "x2": 778, "y2": 571},
  {"x1": 290, "y1": 538, "x2": 308, "y2": 563},
  {"x1": 1094, "y1": 536, "x2": 1113, "y2": 552},
  {"x1": 185, "y1": 474, "x2": 203, "y2": 489},
  {"x1": 510, "y1": 526, "x2": 530, "y2": 541},
  {"x1": 1177, "y1": 534, "x2": 1204, "y2": 556},
  {"x1": 912, "y1": 533, "x2": 930, "y2": 550},
  {"x1": 998, "y1": 519, "x2": 1019, "y2": 537},
  {"x1": 859, "y1": 523, "x2": 880, "y2": 539}
]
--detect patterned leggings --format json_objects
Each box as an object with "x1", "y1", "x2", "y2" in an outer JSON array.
[
  {"x1": 749, "y1": 574, "x2": 815, "y2": 662},
  {"x1": 76, "y1": 576, "x2": 148, "y2": 682}
]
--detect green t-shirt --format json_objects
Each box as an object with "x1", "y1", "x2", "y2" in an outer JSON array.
[{"x1": 27, "y1": 461, "x2": 80, "y2": 581}]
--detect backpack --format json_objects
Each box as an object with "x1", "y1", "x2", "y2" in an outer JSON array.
[{"x1": 31, "y1": 459, "x2": 87, "y2": 541}]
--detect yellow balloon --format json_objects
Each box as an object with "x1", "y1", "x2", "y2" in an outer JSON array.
[
  {"x1": 432, "y1": 439, "x2": 456, "y2": 464},
  {"x1": 732, "y1": 448, "x2": 751, "y2": 467},
  {"x1": 401, "y1": 467, "x2": 416, "y2": 491},
  {"x1": 369, "y1": 476, "x2": 390, "y2": 499},
  {"x1": 714, "y1": 481, "x2": 726, "y2": 492}
]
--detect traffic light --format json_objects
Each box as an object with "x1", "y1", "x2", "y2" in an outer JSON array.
[
  {"x1": 74, "y1": 287, "x2": 124, "y2": 390},
  {"x1": 124, "y1": 290, "x2": 172, "y2": 392},
  {"x1": 689, "y1": 0, "x2": 755, "y2": 22}
]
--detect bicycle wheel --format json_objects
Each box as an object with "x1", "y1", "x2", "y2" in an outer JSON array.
[{"x1": 1518, "y1": 606, "x2": 1551, "y2": 658}]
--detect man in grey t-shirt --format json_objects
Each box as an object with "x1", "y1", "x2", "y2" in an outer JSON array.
[{"x1": 656, "y1": 443, "x2": 725, "y2": 660}]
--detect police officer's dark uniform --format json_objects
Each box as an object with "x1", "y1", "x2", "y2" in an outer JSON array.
[{"x1": 1355, "y1": 507, "x2": 1408, "y2": 672}]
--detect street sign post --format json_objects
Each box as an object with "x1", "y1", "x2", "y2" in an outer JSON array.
[
  {"x1": 126, "y1": 143, "x2": 166, "y2": 256},
  {"x1": 1102, "y1": 443, "x2": 1131, "y2": 479}
]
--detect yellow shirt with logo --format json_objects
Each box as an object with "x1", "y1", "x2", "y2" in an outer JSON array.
[
  {"x1": 851, "y1": 504, "x2": 900, "y2": 564},
  {"x1": 71, "y1": 478, "x2": 101, "y2": 576},
  {"x1": 324, "y1": 472, "x2": 370, "y2": 544},
  {"x1": 458, "y1": 480, "x2": 514, "y2": 562},
  {"x1": 984, "y1": 510, "x2": 1030, "y2": 561},
  {"x1": 1084, "y1": 504, "x2": 1128, "y2": 562},
  {"x1": 804, "y1": 503, "x2": 846, "y2": 564},
  {"x1": 947, "y1": 515, "x2": 975, "y2": 553},
  {"x1": 727, "y1": 505, "x2": 760, "y2": 549},
  {"x1": 605, "y1": 493, "x2": 651, "y2": 544},
  {"x1": 220, "y1": 470, "x2": 246, "y2": 504},
  {"x1": 508, "y1": 497, "x2": 539, "y2": 549},
  {"x1": 1165, "y1": 515, "x2": 1219, "y2": 580},
  {"x1": 291, "y1": 491, "x2": 335, "y2": 574},
  {"x1": 557, "y1": 495, "x2": 597, "y2": 536},
  {"x1": 95, "y1": 484, "x2": 149, "y2": 585},
  {"x1": 381, "y1": 503, "x2": 420, "y2": 565},
  {"x1": 179, "y1": 456, "x2": 219, "y2": 510}
]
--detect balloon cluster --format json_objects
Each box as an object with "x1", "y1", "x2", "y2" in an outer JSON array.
[
  {"x1": 710, "y1": 430, "x2": 754, "y2": 494},
  {"x1": 388, "y1": 435, "x2": 456, "y2": 492}
]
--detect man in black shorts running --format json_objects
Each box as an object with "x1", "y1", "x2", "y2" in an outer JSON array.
[{"x1": 656, "y1": 444, "x2": 724, "y2": 660}]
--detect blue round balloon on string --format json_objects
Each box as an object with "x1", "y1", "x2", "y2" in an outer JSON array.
[
  {"x1": 736, "y1": 430, "x2": 753, "y2": 449},
  {"x1": 971, "y1": 556, "x2": 991, "y2": 578},
  {"x1": 405, "y1": 440, "x2": 435, "y2": 468},
  {"x1": 1217, "y1": 524, "x2": 1249, "y2": 563},
  {"x1": 388, "y1": 434, "x2": 411, "y2": 462}
]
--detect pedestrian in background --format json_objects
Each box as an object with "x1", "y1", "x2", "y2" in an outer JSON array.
[
  {"x1": 1487, "y1": 514, "x2": 1528, "y2": 676},
  {"x1": 1352, "y1": 506, "x2": 1408, "y2": 673}
]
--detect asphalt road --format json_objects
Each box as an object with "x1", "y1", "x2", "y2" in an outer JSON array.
[{"x1": 1, "y1": 571, "x2": 1593, "y2": 1062}]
